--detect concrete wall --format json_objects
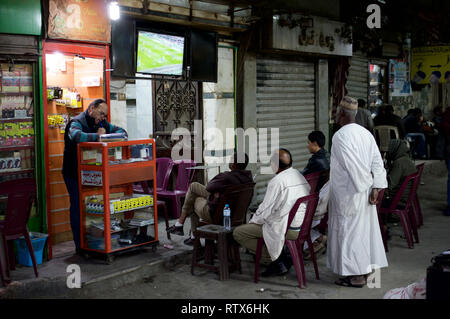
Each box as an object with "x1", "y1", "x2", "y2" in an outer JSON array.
[
  {"x1": 110, "y1": 79, "x2": 127, "y2": 131},
  {"x1": 110, "y1": 78, "x2": 153, "y2": 140},
  {"x1": 316, "y1": 59, "x2": 329, "y2": 150},
  {"x1": 135, "y1": 78, "x2": 153, "y2": 139},
  {"x1": 203, "y1": 46, "x2": 236, "y2": 181},
  {"x1": 242, "y1": 53, "x2": 257, "y2": 179}
]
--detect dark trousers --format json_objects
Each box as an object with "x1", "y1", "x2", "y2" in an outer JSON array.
[
  {"x1": 447, "y1": 159, "x2": 450, "y2": 208},
  {"x1": 63, "y1": 175, "x2": 80, "y2": 250}
]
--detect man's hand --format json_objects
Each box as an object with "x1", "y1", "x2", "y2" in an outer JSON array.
[
  {"x1": 97, "y1": 127, "x2": 106, "y2": 135},
  {"x1": 369, "y1": 188, "x2": 380, "y2": 205}
]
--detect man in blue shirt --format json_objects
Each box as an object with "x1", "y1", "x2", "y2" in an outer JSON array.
[{"x1": 62, "y1": 99, "x2": 127, "y2": 254}]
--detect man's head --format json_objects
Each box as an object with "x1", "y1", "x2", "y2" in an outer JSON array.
[
  {"x1": 385, "y1": 104, "x2": 394, "y2": 114},
  {"x1": 88, "y1": 99, "x2": 108, "y2": 124},
  {"x1": 229, "y1": 152, "x2": 249, "y2": 171},
  {"x1": 307, "y1": 131, "x2": 325, "y2": 154},
  {"x1": 357, "y1": 99, "x2": 366, "y2": 109},
  {"x1": 270, "y1": 148, "x2": 292, "y2": 174},
  {"x1": 336, "y1": 96, "x2": 358, "y2": 127}
]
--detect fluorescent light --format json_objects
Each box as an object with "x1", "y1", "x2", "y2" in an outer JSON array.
[{"x1": 109, "y1": 1, "x2": 120, "y2": 20}]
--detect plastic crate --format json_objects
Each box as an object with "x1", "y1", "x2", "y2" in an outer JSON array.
[{"x1": 14, "y1": 232, "x2": 48, "y2": 267}]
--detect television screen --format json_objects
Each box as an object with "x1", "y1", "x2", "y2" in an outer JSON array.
[{"x1": 136, "y1": 31, "x2": 185, "y2": 76}]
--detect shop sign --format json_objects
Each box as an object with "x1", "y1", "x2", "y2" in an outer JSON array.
[
  {"x1": 411, "y1": 46, "x2": 450, "y2": 85},
  {"x1": 81, "y1": 170, "x2": 103, "y2": 186},
  {"x1": 48, "y1": 0, "x2": 111, "y2": 43},
  {"x1": 271, "y1": 15, "x2": 353, "y2": 57}
]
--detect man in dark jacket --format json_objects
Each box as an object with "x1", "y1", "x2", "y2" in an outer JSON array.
[
  {"x1": 403, "y1": 108, "x2": 427, "y2": 158},
  {"x1": 62, "y1": 98, "x2": 127, "y2": 253},
  {"x1": 355, "y1": 99, "x2": 374, "y2": 133},
  {"x1": 374, "y1": 104, "x2": 406, "y2": 139},
  {"x1": 167, "y1": 152, "x2": 253, "y2": 245},
  {"x1": 302, "y1": 130, "x2": 330, "y2": 191},
  {"x1": 442, "y1": 107, "x2": 450, "y2": 216}
]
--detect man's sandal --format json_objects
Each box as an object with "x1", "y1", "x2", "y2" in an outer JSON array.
[{"x1": 334, "y1": 276, "x2": 365, "y2": 288}]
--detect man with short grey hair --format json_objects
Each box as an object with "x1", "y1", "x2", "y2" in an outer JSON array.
[
  {"x1": 355, "y1": 98, "x2": 374, "y2": 133},
  {"x1": 328, "y1": 96, "x2": 388, "y2": 288}
]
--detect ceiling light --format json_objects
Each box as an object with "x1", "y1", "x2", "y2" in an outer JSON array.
[{"x1": 109, "y1": 1, "x2": 120, "y2": 20}]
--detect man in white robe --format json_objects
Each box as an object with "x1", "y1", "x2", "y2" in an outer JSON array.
[
  {"x1": 327, "y1": 96, "x2": 388, "y2": 288},
  {"x1": 233, "y1": 149, "x2": 310, "y2": 276}
]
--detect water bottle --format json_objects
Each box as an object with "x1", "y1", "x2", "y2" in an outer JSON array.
[{"x1": 223, "y1": 204, "x2": 231, "y2": 230}]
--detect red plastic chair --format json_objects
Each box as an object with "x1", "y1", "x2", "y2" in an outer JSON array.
[
  {"x1": 0, "y1": 178, "x2": 38, "y2": 286},
  {"x1": 375, "y1": 188, "x2": 388, "y2": 252},
  {"x1": 304, "y1": 172, "x2": 321, "y2": 194},
  {"x1": 133, "y1": 157, "x2": 174, "y2": 194},
  {"x1": 414, "y1": 163, "x2": 425, "y2": 227},
  {"x1": 133, "y1": 158, "x2": 175, "y2": 239},
  {"x1": 158, "y1": 159, "x2": 196, "y2": 219},
  {"x1": 380, "y1": 172, "x2": 419, "y2": 249},
  {"x1": 254, "y1": 192, "x2": 319, "y2": 288}
]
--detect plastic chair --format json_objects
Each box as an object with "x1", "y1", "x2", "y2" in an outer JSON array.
[
  {"x1": 191, "y1": 183, "x2": 255, "y2": 280},
  {"x1": 304, "y1": 172, "x2": 321, "y2": 194},
  {"x1": 158, "y1": 159, "x2": 196, "y2": 219},
  {"x1": 133, "y1": 157, "x2": 174, "y2": 194},
  {"x1": 374, "y1": 125, "x2": 399, "y2": 153},
  {"x1": 254, "y1": 192, "x2": 319, "y2": 288},
  {"x1": 414, "y1": 163, "x2": 425, "y2": 227},
  {"x1": 0, "y1": 179, "x2": 38, "y2": 286},
  {"x1": 380, "y1": 172, "x2": 419, "y2": 249},
  {"x1": 133, "y1": 158, "x2": 175, "y2": 239},
  {"x1": 208, "y1": 182, "x2": 256, "y2": 226},
  {"x1": 375, "y1": 188, "x2": 388, "y2": 252}
]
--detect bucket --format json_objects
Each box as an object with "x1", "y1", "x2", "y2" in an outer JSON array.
[{"x1": 15, "y1": 232, "x2": 48, "y2": 267}]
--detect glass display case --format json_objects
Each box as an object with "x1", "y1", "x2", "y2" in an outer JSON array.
[
  {"x1": 0, "y1": 61, "x2": 36, "y2": 183},
  {"x1": 78, "y1": 139, "x2": 158, "y2": 261}
]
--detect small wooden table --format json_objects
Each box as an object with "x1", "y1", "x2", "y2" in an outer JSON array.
[{"x1": 192, "y1": 224, "x2": 241, "y2": 281}]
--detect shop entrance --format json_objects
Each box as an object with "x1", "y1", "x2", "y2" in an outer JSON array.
[{"x1": 43, "y1": 41, "x2": 110, "y2": 258}]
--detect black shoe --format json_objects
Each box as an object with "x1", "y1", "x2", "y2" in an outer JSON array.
[
  {"x1": 167, "y1": 224, "x2": 184, "y2": 236},
  {"x1": 261, "y1": 261, "x2": 289, "y2": 277},
  {"x1": 184, "y1": 237, "x2": 194, "y2": 246}
]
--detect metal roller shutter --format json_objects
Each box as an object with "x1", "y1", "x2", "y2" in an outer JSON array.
[
  {"x1": 255, "y1": 57, "x2": 315, "y2": 203},
  {"x1": 347, "y1": 54, "x2": 369, "y2": 101}
]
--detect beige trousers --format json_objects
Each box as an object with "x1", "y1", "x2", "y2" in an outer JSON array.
[
  {"x1": 233, "y1": 223, "x2": 299, "y2": 263},
  {"x1": 182, "y1": 182, "x2": 212, "y2": 233}
]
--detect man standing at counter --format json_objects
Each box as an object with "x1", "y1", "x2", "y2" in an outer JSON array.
[{"x1": 62, "y1": 98, "x2": 127, "y2": 254}]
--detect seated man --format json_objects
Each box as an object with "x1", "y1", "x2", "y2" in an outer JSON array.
[
  {"x1": 382, "y1": 139, "x2": 417, "y2": 209},
  {"x1": 302, "y1": 130, "x2": 330, "y2": 191},
  {"x1": 233, "y1": 149, "x2": 310, "y2": 277},
  {"x1": 403, "y1": 108, "x2": 427, "y2": 158},
  {"x1": 381, "y1": 139, "x2": 417, "y2": 232},
  {"x1": 167, "y1": 152, "x2": 253, "y2": 245}
]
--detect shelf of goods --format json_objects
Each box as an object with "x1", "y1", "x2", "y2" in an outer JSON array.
[
  {"x1": 0, "y1": 86, "x2": 35, "y2": 180},
  {"x1": 78, "y1": 139, "x2": 158, "y2": 258}
]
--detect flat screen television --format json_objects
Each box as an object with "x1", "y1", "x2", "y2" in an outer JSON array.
[{"x1": 136, "y1": 30, "x2": 185, "y2": 76}]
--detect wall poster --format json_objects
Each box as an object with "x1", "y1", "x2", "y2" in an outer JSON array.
[{"x1": 48, "y1": 0, "x2": 111, "y2": 43}]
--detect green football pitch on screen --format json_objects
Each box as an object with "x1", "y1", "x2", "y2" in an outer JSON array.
[{"x1": 137, "y1": 31, "x2": 184, "y2": 75}]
